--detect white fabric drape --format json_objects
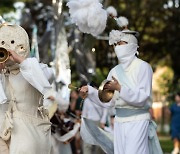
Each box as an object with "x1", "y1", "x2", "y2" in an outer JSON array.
[
  {"x1": 19, "y1": 58, "x2": 52, "y2": 98},
  {"x1": 0, "y1": 75, "x2": 7, "y2": 104},
  {"x1": 82, "y1": 98, "x2": 108, "y2": 123},
  {"x1": 0, "y1": 58, "x2": 53, "y2": 104}
]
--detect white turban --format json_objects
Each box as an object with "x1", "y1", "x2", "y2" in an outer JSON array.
[{"x1": 109, "y1": 29, "x2": 138, "y2": 45}]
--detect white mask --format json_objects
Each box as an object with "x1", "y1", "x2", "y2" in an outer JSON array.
[
  {"x1": 0, "y1": 24, "x2": 30, "y2": 67},
  {"x1": 114, "y1": 43, "x2": 139, "y2": 69}
]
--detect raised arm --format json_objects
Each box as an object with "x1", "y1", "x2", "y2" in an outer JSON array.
[
  {"x1": 80, "y1": 85, "x2": 115, "y2": 109},
  {"x1": 40, "y1": 63, "x2": 55, "y2": 84},
  {"x1": 19, "y1": 58, "x2": 52, "y2": 99}
]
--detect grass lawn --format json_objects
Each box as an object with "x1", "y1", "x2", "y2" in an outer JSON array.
[{"x1": 159, "y1": 135, "x2": 173, "y2": 153}]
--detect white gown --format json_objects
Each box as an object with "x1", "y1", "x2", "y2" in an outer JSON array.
[{"x1": 0, "y1": 58, "x2": 53, "y2": 154}]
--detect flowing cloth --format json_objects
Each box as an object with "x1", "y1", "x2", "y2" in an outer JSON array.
[
  {"x1": 53, "y1": 123, "x2": 80, "y2": 142},
  {"x1": 81, "y1": 118, "x2": 162, "y2": 154},
  {"x1": 80, "y1": 118, "x2": 113, "y2": 154}
]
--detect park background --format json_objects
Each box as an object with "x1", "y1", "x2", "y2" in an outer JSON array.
[{"x1": 1, "y1": 0, "x2": 180, "y2": 153}]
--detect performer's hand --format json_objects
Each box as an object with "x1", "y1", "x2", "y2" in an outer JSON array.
[
  {"x1": 75, "y1": 118, "x2": 81, "y2": 124},
  {"x1": 100, "y1": 123, "x2": 105, "y2": 129},
  {"x1": 104, "y1": 76, "x2": 121, "y2": 91},
  {"x1": 79, "y1": 86, "x2": 88, "y2": 99},
  {"x1": 63, "y1": 137, "x2": 74, "y2": 144},
  {"x1": 8, "y1": 50, "x2": 25, "y2": 64},
  {"x1": 0, "y1": 63, "x2": 5, "y2": 72},
  {"x1": 47, "y1": 96, "x2": 55, "y2": 101}
]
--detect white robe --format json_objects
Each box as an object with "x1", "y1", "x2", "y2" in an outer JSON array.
[{"x1": 81, "y1": 58, "x2": 162, "y2": 154}]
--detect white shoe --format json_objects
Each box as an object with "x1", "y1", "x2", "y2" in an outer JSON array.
[{"x1": 171, "y1": 148, "x2": 179, "y2": 154}]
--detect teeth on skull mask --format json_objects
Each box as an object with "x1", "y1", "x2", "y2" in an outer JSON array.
[{"x1": 0, "y1": 24, "x2": 30, "y2": 61}]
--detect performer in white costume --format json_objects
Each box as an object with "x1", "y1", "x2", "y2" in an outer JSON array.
[
  {"x1": 82, "y1": 97, "x2": 108, "y2": 129},
  {"x1": 82, "y1": 91, "x2": 108, "y2": 154},
  {"x1": 0, "y1": 24, "x2": 53, "y2": 154},
  {"x1": 80, "y1": 19, "x2": 163, "y2": 154},
  {"x1": 45, "y1": 92, "x2": 80, "y2": 154}
]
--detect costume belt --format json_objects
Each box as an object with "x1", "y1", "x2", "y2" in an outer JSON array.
[{"x1": 116, "y1": 108, "x2": 148, "y2": 117}]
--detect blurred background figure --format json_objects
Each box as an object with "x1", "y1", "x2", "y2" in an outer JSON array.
[
  {"x1": 104, "y1": 115, "x2": 115, "y2": 136},
  {"x1": 45, "y1": 90, "x2": 80, "y2": 154},
  {"x1": 82, "y1": 81, "x2": 107, "y2": 154},
  {"x1": 68, "y1": 90, "x2": 79, "y2": 115},
  {"x1": 68, "y1": 90, "x2": 82, "y2": 154},
  {"x1": 169, "y1": 93, "x2": 180, "y2": 154}
]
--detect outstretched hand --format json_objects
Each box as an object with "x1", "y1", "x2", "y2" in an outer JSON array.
[
  {"x1": 79, "y1": 85, "x2": 88, "y2": 99},
  {"x1": 8, "y1": 50, "x2": 25, "y2": 64},
  {"x1": 104, "y1": 76, "x2": 121, "y2": 91}
]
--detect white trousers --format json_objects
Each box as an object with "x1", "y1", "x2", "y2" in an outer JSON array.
[{"x1": 114, "y1": 120, "x2": 149, "y2": 154}]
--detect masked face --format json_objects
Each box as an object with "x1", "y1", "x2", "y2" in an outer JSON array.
[
  {"x1": 114, "y1": 43, "x2": 138, "y2": 69},
  {"x1": 114, "y1": 43, "x2": 138, "y2": 62},
  {"x1": 0, "y1": 24, "x2": 30, "y2": 66}
]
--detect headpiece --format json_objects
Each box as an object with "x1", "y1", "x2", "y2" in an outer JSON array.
[{"x1": 109, "y1": 16, "x2": 139, "y2": 45}]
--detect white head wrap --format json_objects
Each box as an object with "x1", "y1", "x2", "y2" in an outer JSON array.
[
  {"x1": 109, "y1": 29, "x2": 138, "y2": 45},
  {"x1": 109, "y1": 16, "x2": 139, "y2": 45},
  {"x1": 109, "y1": 16, "x2": 140, "y2": 69}
]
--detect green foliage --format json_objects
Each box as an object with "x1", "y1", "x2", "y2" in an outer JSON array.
[
  {"x1": 157, "y1": 66, "x2": 174, "y2": 96},
  {"x1": 0, "y1": 0, "x2": 32, "y2": 14},
  {"x1": 91, "y1": 68, "x2": 109, "y2": 86},
  {"x1": 0, "y1": 1, "x2": 14, "y2": 14}
]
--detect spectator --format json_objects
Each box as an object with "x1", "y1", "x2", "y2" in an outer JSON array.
[{"x1": 169, "y1": 92, "x2": 180, "y2": 154}]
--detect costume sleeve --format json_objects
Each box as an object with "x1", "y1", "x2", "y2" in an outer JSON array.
[
  {"x1": 82, "y1": 99, "x2": 88, "y2": 117},
  {"x1": 0, "y1": 74, "x2": 7, "y2": 104},
  {"x1": 40, "y1": 63, "x2": 55, "y2": 84},
  {"x1": 100, "y1": 108, "x2": 108, "y2": 123},
  {"x1": 19, "y1": 58, "x2": 52, "y2": 99},
  {"x1": 55, "y1": 92, "x2": 69, "y2": 111},
  {"x1": 119, "y1": 62, "x2": 153, "y2": 107},
  {"x1": 88, "y1": 85, "x2": 115, "y2": 109}
]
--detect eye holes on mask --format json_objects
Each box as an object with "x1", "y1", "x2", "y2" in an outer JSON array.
[
  {"x1": 11, "y1": 40, "x2": 15, "y2": 44},
  {"x1": 1, "y1": 40, "x2": 16, "y2": 45},
  {"x1": 1, "y1": 41, "x2": 5, "y2": 45}
]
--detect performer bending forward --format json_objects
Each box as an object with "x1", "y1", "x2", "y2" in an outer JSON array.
[{"x1": 80, "y1": 28, "x2": 163, "y2": 154}]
